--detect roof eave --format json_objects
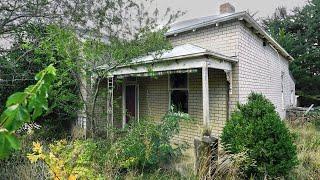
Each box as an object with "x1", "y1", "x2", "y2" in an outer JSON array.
[
  {"x1": 241, "y1": 13, "x2": 294, "y2": 61},
  {"x1": 165, "y1": 11, "x2": 246, "y2": 36}
]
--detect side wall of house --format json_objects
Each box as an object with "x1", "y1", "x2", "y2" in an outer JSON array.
[
  {"x1": 168, "y1": 20, "x2": 240, "y2": 115},
  {"x1": 138, "y1": 76, "x2": 169, "y2": 121},
  {"x1": 168, "y1": 20, "x2": 295, "y2": 119},
  {"x1": 237, "y1": 23, "x2": 295, "y2": 118}
]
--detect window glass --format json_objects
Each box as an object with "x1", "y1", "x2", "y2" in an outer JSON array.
[
  {"x1": 169, "y1": 73, "x2": 188, "y2": 113},
  {"x1": 171, "y1": 90, "x2": 188, "y2": 113},
  {"x1": 170, "y1": 73, "x2": 187, "y2": 89}
]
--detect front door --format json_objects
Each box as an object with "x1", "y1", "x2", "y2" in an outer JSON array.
[{"x1": 125, "y1": 85, "x2": 136, "y2": 123}]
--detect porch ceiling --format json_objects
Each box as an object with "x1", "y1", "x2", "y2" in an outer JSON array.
[{"x1": 98, "y1": 44, "x2": 237, "y2": 77}]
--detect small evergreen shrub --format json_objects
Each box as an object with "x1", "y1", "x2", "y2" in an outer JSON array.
[{"x1": 221, "y1": 93, "x2": 298, "y2": 178}]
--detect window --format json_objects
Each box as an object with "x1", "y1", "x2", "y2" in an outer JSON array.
[{"x1": 169, "y1": 73, "x2": 188, "y2": 113}]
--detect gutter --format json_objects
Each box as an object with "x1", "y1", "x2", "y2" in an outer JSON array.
[
  {"x1": 242, "y1": 13, "x2": 294, "y2": 61},
  {"x1": 165, "y1": 12, "x2": 246, "y2": 36}
]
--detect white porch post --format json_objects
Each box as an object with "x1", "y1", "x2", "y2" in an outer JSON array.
[
  {"x1": 107, "y1": 76, "x2": 114, "y2": 128},
  {"x1": 202, "y1": 62, "x2": 210, "y2": 126},
  {"x1": 224, "y1": 70, "x2": 233, "y2": 119}
]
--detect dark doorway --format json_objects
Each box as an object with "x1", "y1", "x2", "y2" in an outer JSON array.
[{"x1": 125, "y1": 85, "x2": 136, "y2": 123}]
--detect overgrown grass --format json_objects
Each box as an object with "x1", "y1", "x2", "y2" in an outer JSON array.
[
  {"x1": 2, "y1": 116, "x2": 320, "y2": 179},
  {"x1": 288, "y1": 120, "x2": 320, "y2": 179}
]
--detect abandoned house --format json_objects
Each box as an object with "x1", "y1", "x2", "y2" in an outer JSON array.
[{"x1": 88, "y1": 3, "x2": 296, "y2": 143}]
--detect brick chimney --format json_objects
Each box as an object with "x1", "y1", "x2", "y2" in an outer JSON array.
[{"x1": 220, "y1": 2, "x2": 235, "y2": 14}]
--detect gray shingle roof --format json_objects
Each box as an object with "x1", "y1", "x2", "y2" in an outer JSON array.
[
  {"x1": 167, "y1": 13, "x2": 233, "y2": 35},
  {"x1": 131, "y1": 44, "x2": 207, "y2": 63}
]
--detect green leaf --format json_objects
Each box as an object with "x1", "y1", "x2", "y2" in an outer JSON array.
[
  {"x1": 2, "y1": 105, "x2": 30, "y2": 131},
  {"x1": 35, "y1": 71, "x2": 44, "y2": 81},
  {"x1": 28, "y1": 95, "x2": 45, "y2": 120},
  {"x1": 5, "y1": 133, "x2": 20, "y2": 150},
  {"x1": 0, "y1": 132, "x2": 11, "y2": 159},
  {"x1": 0, "y1": 64, "x2": 56, "y2": 158},
  {"x1": 0, "y1": 131, "x2": 20, "y2": 159},
  {"x1": 46, "y1": 64, "x2": 57, "y2": 76},
  {"x1": 25, "y1": 85, "x2": 36, "y2": 93},
  {"x1": 6, "y1": 92, "x2": 28, "y2": 107}
]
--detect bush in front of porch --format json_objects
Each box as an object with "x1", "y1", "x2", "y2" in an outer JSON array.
[{"x1": 106, "y1": 109, "x2": 191, "y2": 173}]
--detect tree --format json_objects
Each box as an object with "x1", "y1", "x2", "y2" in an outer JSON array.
[
  {"x1": 0, "y1": 1, "x2": 184, "y2": 138},
  {"x1": 0, "y1": 0, "x2": 184, "y2": 53},
  {"x1": 0, "y1": 65, "x2": 56, "y2": 159},
  {"x1": 1, "y1": 25, "x2": 83, "y2": 139},
  {"x1": 263, "y1": 1, "x2": 320, "y2": 104}
]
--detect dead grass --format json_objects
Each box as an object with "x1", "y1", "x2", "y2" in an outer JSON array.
[{"x1": 288, "y1": 120, "x2": 320, "y2": 179}]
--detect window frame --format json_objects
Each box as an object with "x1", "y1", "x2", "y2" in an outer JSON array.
[{"x1": 168, "y1": 73, "x2": 189, "y2": 113}]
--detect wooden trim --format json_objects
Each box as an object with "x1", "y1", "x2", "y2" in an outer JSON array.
[
  {"x1": 168, "y1": 73, "x2": 190, "y2": 112},
  {"x1": 202, "y1": 62, "x2": 210, "y2": 126},
  {"x1": 224, "y1": 70, "x2": 233, "y2": 120},
  {"x1": 111, "y1": 58, "x2": 232, "y2": 76}
]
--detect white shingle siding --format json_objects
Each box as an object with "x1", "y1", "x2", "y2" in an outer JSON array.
[
  {"x1": 168, "y1": 20, "x2": 295, "y2": 119},
  {"x1": 238, "y1": 23, "x2": 295, "y2": 118},
  {"x1": 169, "y1": 21, "x2": 239, "y2": 57},
  {"x1": 169, "y1": 21, "x2": 241, "y2": 113}
]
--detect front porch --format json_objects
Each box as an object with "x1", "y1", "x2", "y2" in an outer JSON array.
[{"x1": 100, "y1": 44, "x2": 237, "y2": 142}]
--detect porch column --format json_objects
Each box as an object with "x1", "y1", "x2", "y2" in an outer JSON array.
[
  {"x1": 202, "y1": 62, "x2": 210, "y2": 126},
  {"x1": 224, "y1": 70, "x2": 233, "y2": 119},
  {"x1": 107, "y1": 76, "x2": 114, "y2": 128}
]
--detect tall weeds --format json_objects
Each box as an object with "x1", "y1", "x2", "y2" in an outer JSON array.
[
  {"x1": 197, "y1": 145, "x2": 255, "y2": 180},
  {"x1": 288, "y1": 120, "x2": 320, "y2": 179}
]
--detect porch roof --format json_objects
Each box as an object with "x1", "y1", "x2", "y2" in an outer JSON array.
[{"x1": 98, "y1": 44, "x2": 237, "y2": 77}]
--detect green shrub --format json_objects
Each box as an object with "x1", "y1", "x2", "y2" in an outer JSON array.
[
  {"x1": 107, "y1": 110, "x2": 190, "y2": 172},
  {"x1": 221, "y1": 93, "x2": 298, "y2": 178}
]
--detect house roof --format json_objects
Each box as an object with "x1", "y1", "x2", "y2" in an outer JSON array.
[
  {"x1": 166, "y1": 11, "x2": 294, "y2": 61},
  {"x1": 97, "y1": 44, "x2": 237, "y2": 70},
  {"x1": 167, "y1": 13, "x2": 234, "y2": 35},
  {"x1": 129, "y1": 44, "x2": 237, "y2": 65},
  {"x1": 97, "y1": 44, "x2": 237, "y2": 75},
  {"x1": 99, "y1": 44, "x2": 236, "y2": 76}
]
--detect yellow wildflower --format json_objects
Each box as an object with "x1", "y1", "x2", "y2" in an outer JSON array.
[
  {"x1": 68, "y1": 174, "x2": 77, "y2": 180},
  {"x1": 32, "y1": 141, "x2": 42, "y2": 154},
  {"x1": 26, "y1": 153, "x2": 39, "y2": 163}
]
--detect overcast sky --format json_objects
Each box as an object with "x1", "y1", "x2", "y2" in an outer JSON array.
[{"x1": 153, "y1": 0, "x2": 307, "y2": 21}]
